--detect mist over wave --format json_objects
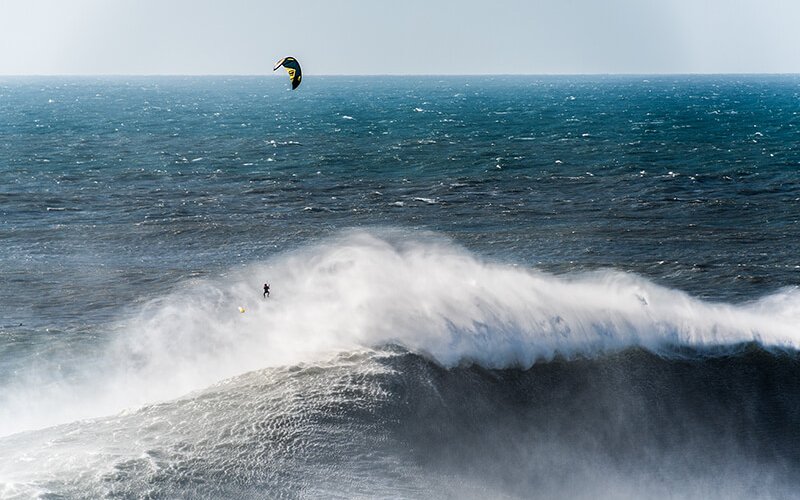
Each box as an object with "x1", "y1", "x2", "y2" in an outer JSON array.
[{"x1": 1, "y1": 230, "x2": 799, "y2": 437}]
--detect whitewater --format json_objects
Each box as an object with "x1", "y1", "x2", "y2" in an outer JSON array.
[{"x1": 1, "y1": 231, "x2": 798, "y2": 438}]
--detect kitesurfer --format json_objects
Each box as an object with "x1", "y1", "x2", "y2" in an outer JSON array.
[{"x1": 263, "y1": 283, "x2": 270, "y2": 298}]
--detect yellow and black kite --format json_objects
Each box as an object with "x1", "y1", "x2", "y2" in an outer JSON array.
[{"x1": 273, "y1": 57, "x2": 302, "y2": 90}]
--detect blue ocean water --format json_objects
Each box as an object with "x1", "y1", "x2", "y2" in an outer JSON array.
[{"x1": 1, "y1": 76, "x2": 800, "y2": 498}]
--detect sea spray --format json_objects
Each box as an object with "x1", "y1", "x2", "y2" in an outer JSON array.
[{"x1": 1, "y1": 230, "x2": 798, "y2": 437}]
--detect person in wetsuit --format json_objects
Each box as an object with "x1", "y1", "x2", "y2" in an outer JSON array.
[{"x1": 263, "y1": 283, "x2": 270, "y2": 298}]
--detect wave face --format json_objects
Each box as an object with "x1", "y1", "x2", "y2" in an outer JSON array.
[{"x1": 1, "y1": 346, "x2": 799, "y2": 499}]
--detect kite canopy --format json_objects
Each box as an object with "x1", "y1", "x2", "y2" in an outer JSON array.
[{"x1": 273, "y1": 56, "x2": 302, "y2": 90}]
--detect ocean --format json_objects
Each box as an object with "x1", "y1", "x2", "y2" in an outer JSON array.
[{"x1": 1, "y1": 75, "x2": 799, "y2": 499}]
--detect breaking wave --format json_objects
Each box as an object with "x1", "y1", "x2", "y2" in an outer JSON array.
[{"x1": 1, "y1": 230, "x2": 799, "y2": 437}]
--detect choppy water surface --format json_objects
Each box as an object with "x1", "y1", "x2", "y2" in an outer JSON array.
[{"x1": 1, "y1": 76, "x2": 799, "y2": 499}]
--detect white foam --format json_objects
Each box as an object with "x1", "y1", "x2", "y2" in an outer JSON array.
[{"x1": 1, "y1": 230, "x2": 798, "y2": 437}]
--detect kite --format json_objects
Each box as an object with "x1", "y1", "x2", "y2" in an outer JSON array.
[{"x1": 273, "y1": 57, "x2": 302, "y2": 90}]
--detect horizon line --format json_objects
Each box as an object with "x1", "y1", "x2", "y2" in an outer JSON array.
[{"x1": 2, "y1": 72, "x2": 800, "y2": 78}]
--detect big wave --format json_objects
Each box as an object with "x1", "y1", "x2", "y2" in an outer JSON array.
[{"x1": 1, "y1": 229, "x2": 799, "y2": 437}]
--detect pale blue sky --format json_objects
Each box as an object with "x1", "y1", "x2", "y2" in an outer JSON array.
[{"x1": 1, "y1": 0, "x2": 798, "y2": 75}]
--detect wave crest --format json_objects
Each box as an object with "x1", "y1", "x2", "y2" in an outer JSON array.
[{"x1": 1, "y1": 230, "x2": 798, "y2": 436}]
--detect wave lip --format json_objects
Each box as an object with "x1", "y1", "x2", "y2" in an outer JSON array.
[{"x1": 266, "y1": 231, "x2": 800, "y2": 368}]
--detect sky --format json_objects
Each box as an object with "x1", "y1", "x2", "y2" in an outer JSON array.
[{"x1": 1, "y1": 0, "x2": 799, "y2": 75}]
